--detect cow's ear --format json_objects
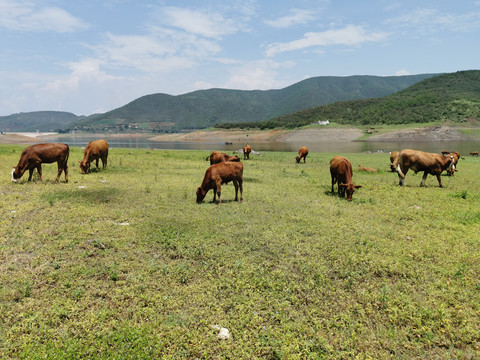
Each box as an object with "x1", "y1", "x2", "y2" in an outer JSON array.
[
  {"x1": 355, "y1": 185, "x2": 362, "y2": 189},
  {"x1": 78, "y1": 160, "x2": 81, "y2": 163}
]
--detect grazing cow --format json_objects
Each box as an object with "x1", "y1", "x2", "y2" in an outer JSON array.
[
  {"x1": 79, "y1": 139, "x2": 109, "y2": 174},
  {"x1": 389, "y1": 151, "x2": 399, "y2": 172},
  {"x1": 12, "y1": 143, "x2": 69, "y2": 183},
  {"x1": 206, "y1": 151, "x2": 240, "y2": 165},
  {"x1": 330, "y1": 156, "x2": 361, "y2": 201},
  {"x1": 396, "y1": 149, "x2": 455, "y2": 187},
  {"x1": 296, "y1": 146, "x2": 309, "y2": 163},
  {"x1": 445, "y1": 151, "x2": 460, "y2": 176},
  {"x1": 358, "y1": 165, "x2": 377, "y2": 173},
  {"x1": 243, "y1": 145, "x2": 252, "y2": 160},
  {"x1": 469, "y1": 151, "x2": 479, "y2": 156},
  {"x1": 196, "y1": 161, "x2": 243, "y2": 205}
]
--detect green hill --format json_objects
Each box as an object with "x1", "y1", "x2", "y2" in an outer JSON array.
[
  {"x1": 0, "y1": 111, "x2": 81, "y2": 132},
  {"x1": 74, "y1": 74, "x2": 435, "y2": 132},
  {"x1": 217, "y1": 70, "x2": 480, "y2": 129}
]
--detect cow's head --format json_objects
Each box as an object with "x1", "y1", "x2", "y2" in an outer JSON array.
[
  {"x1": 79, "y1": 160, "x2": 90, "y2": 174},
  {"x1": 196, "y1": 187, "x2": 206, "y2": 204},
  {"x1": 340, "y1": 183, "x2": 362, "y2": 201},
  {"x1": 11, "y1": 167, "x2": 19, "y2": 182},
  {"x1": 295, "y1": 155, "x2": 301, "y2": 163}
]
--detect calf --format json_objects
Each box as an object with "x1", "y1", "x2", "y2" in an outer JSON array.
[
  {"x1": 12, "y1": 143, "x2": 69, "y2": 183},
  {"x1": 196, "y1": 161, "x2": 243, "y2": 205},
  {"x1": 330, "y1": 156, "x2": 361, "y2": 201},
  {"x1": 79, "y1": 139, "x2": 109, "y2": 174},
  {"x1": 358, "y1": 165, "x2": 377, "y2": 173},
  {"x1": 206, "y1": 151, "x2": 240, "y2": 165},
  {"x1": 469, "y1": 151, "x2": 479, "y2": 156},
  {"x1": 243, "y1": 145, "x2": 252, "y2": 160},
  {"x1": 396, "y1": 149, "x2": 454, "y2": 187},
  {"x1": 296, "y1": 146, "x2": 309, "y2": 163}
]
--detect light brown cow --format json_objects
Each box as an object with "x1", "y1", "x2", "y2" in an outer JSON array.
[
  {"x1": 196, "y1": 161, "x2": 243, "y2": 205},
  {"x1": 330, "y1": 156, "x2": 361, "y2": 201},
  {"x1": 12, "y1": 143, "x2": 69, "y2": 183},
  {"x1": 206, "y1": 151, "x2": 241, "y2": 165},
  {"x1": 389, "y1": 151, "x2": 398, "y2": 172},
  {"x1": 358, "y1": 165, "x2": 377, "y2": 173},
  {"x1": 469, "y1": 151, "x2": 479, "y2": 156},
  {"x1": 396, "y1": 149, "x2": 455, "y2": 187},
  {"x1": 296, "y1": 146, "x2": 309, "y2": 163},
  {"x1": 243, "y1": 145, "x2": 252, "y2": 160},
  {"x1": 79, "y1": 139, "x2": 109, "y2": 174}
]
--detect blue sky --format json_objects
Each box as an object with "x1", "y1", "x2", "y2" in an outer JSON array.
[{"x1": 1, "y1": 0, "x2": 479, "y2": 116}]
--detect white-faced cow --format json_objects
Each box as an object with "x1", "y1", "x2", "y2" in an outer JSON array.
[
  {"x1": 396, "y1": 149, "x2": 455, "y2": 187},
  {"x1": 12, "y1": 143, "x2": 69, "y2": 183},
  {"x1": 330, "y1": 155, "x2": 361, "y2": 201},
  {"x1": 196, "y1": 161, "x2": 243, "y2": 205},
  {"x1": 296, "y1": 146, "x2": 309, "y2": 163},
  {"x1": 79, "y1": 139, "x2": 109, "y2": 174},
  {"x1": 445, "y1": 151, "x2": 460, "y2": 176},
  {"x1": 206, "y1": 151, "x2": 241, "y2": 165}
]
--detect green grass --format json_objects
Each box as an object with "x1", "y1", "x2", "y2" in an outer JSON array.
[{"x1": 1, "y1": 145, "x2": 480, "y2": 359}]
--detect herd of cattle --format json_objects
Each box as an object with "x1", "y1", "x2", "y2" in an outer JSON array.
[{"x1": 9, "y1": 141, "x2": 475, "y2": 203}]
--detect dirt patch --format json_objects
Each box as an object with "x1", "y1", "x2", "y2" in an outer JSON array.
[
  {"x1": 365, "y1": 126, "x2": 473, "y2": 142},
  {"x1": 0, "y1": 134, "x2": 38, "y2": 144},
  {"x1": 274, "y1": 128, "x2": 363, "y2": 142}
]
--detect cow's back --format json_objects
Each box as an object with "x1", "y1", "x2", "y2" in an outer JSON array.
[
  {"x1": 25, "y1": 143, "x2": 69, "y2": 163},
  {"x1": 211, "y1": 161, "x2": 243, "y2": 180},
  {"x1": 87, "y1": 139, "x2": 109, "y2": 154}
]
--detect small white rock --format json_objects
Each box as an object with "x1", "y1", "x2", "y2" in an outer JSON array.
[
  {"x1": 217, "y1": 327, "x2": 230, "y2": 340},
  {"x1": 78, "y1": 186, "x2": 86, "y2": 189}
]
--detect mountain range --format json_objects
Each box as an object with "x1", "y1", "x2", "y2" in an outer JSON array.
[{"x1": 0, "y1": 74, "x2": 435, "y2": 132}]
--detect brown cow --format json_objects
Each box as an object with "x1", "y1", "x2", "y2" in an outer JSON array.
[
  {"x1": 12, "y1": 143, "x2": 69, "y2": 183},
  {"x1": 389, "y1": 151, "x2": 398, "y2": 172},
  {"x1": 441, "y1": 150, "x2": 451, "y2": 156},
  {"x1": 243, "y1": 145, "x2": 252, "y2": 160},
  {"x1": 196, "y1": 161, "x2": 243, "y2": 205},
  {"x1": 79, "y1": 139, "x2": 109, "y2": 174},
  {"x1": 445, "y1": 151, "x2": 460, "y2": 176},
  {"x1": 358, "y1": 165, "x2": 377, "y2": 173},
  {"x1": 396, "y1": 149, "x2": 455, "y2": 187},
  {"x1": 469, "y1": 151, "x2": 479, "y2": 156},
  {"x1": 330, "y1": 156, "x2": 361, "y2": 201},
  {"x1": 296, "y1": 146, "x2": 309, "y2": 163},
  {"x1": 206, "y1": 151, "x2": 240, "y2": 165}
]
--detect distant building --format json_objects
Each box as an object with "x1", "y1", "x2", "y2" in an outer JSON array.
[{"x1": 317, "y1": 120, "x2": 330, "y2": 125}]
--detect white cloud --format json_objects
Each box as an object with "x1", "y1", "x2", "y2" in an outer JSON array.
[
  {"x1": 265, "y1": 25, "x2": 389, "y2": 57},
  {"x1": 224, "y1": 60, "x2": 291, "y2": 90},
  {"x1": 395, "y1": 69, "x2": 411, "y2": 76},
  {"x1": 264, "y1": 9, "x2": 316, "y2": 28},
  {"x1": 0, "y1": 0, "x2": 88, "y2": 32}
]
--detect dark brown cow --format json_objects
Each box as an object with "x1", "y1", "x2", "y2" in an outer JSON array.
[
  {"x1": 79, "y1": 139, "x2": 109, "y2": 174},
  {"x1": 243, "y1": 145, "x2": 252, "y2": 160},
  {"x1": 12, "y1": 143, "x2": 69, "y2": 183},
  {"x1": 396, "y1": 149, "x2": 455, "y2": 187},
  {"x1": 206, "y1": 151, "x2": 240, "y2": 165},
  {"x1": 330, "y1": 156, "x2": 361, "y2": 201},
  {"x1": 469, "y1": 151, "x2": 479, "y2": 156},
  {"x1": 389, "y1": 151, "x2": 399, "y2": 172},
  {"x1": 196, "y1": 161, "x2": 243, "y2": 205},
  {"x1": 296, "y1": 146, "x2": 309, "y2": 163}
]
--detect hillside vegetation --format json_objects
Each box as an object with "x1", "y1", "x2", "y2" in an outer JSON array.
[
  {"x1": 217, "y1": 70, "x2": 480, "y2": 130},
  {"x1": 0, "y1": 111, "x2": 80, "y2": 132},
  {"x1": 73, "y1": 74, "x2": 434, "y2": 132},
  {"x1": 1, "y1": 147, "x2": 480, "y2": 358}
]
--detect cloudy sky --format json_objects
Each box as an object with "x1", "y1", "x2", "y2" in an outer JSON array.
[{"x1": 1, "y1": 0, "x2": 479, "y2": 116}]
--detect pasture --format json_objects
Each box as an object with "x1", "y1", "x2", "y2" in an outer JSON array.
[{"x1": 1, "y1": 145, "x2": 479, "y2": 359}]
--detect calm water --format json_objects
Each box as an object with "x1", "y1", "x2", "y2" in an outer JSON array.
[{"x1": 38, "y1": 134, "x2": 480, "y2": 155}]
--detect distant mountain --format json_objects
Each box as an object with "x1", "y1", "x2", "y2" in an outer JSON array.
[
  {"x1": 216, "y1": 70, "x2": 480, "y2": 129},
  {"x1": 74, "y1": 74, "x2": 435, "y2": 132},
  {"x1": 0, "y1": 111, "x2": 81, "y2": 132}
]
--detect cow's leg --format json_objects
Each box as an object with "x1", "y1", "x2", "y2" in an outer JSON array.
[
  {"x1": 95, "y1": 158, "x2": 99, "y2": 169},
  {"x1": 64, "y1": 162, "x2": 69, "y2": 183},
  {"x1": 436, "y1": 173, "x2": 443, "y2": 187},
  {"x1": 331, "y1": 175, "x2": 336, "y2": 193},
  {"x1": 233, "y1": 179, "x2": 239, "y2": 201},
  {"x1": 28, "y1": 168, "x2": 34, "y2": 181},
  {"x1": 216, "y1": 180, "x2": 222, "y2": 205},
  {"x1": 37, "y1": 165, "x2": 43, "y2": 181},
  {"x1": 304, "y1": 155, "x2": 307, "y2": 163},
  {"x1": 420, "y1": 171, "x2": 428, "y2": 187},
  {"x1": 238, "y1": 178, "x2": 243, "y2": 202}
]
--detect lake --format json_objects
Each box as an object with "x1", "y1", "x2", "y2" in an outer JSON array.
[{"x1": 35, "y1": 134, "x2": 480, "y2": 155}]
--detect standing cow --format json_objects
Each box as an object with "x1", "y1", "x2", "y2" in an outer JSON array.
[
  {"x1": 330, "y1": 156, "x2": 361, "y2": 201},
  {"x1": 206, "y1": 151, "x2": 240, "y2": 165},
  {"x1": 12, "y1": 143, "x2": 69, "y2": 183},
  {"x1": 296, "y1": 146, "x2": 309, "y2": 163},
  {"x1": 79, "y1": 139, "x2": 109, "y2": 174},
  {"x1": 196, "y1": 161, "x2": 243, "y2": 205},
  {"x1": 396, "y1": 149, "x2": 455, "y2": 187},
  {"x1": 243, "y1": 145, "x2": 252, "y2": 160}
]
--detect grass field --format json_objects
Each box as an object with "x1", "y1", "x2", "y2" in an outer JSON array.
[{"x1": 1, "y1": 145, "x2": 480, "y2": 359}]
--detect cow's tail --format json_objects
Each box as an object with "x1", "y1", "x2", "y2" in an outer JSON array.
[{"x1": 64, "y1": 146, "x2": 70, "y2": 168}]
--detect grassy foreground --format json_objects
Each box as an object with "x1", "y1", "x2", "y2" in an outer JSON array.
[{"x1": 1, "y1": 145, "x2": 480, "y2": 359}]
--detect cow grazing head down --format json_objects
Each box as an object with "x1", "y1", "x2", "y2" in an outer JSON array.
[
  {"x1": 340, "y1": 183, "x2": 362, "y2": 201},
  {"x1": 330, "y1": 155, "x2": 361, "y2": 201},
  {"x1": 196, "y1": 161, "x2": 243, "y2": 205},
  {"x1": 79, "y1": 160, "x2": 90, "y2": 174}
]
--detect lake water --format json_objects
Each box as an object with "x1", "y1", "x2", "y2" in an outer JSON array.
[{"x1": 38, "y1": 134, "x2": 480, "y2": 154}]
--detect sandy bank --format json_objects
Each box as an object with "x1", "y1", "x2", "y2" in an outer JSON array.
[{"x1": 365, "y1": 125, "x2": 472, "y2": 142}]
